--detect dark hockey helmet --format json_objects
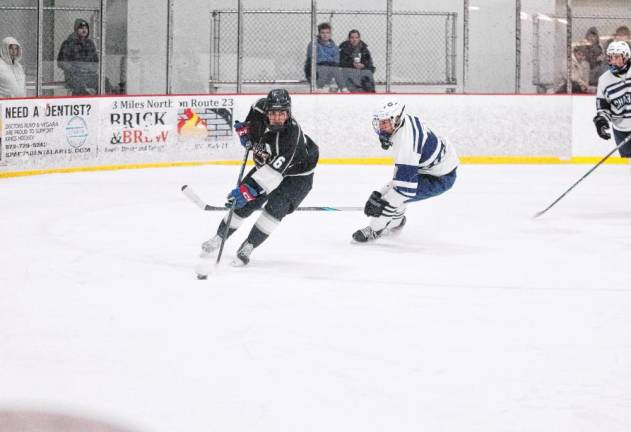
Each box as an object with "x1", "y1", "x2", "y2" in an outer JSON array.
[{"x1": 265, "y1": 89, "x2": 292, "y2": 131}]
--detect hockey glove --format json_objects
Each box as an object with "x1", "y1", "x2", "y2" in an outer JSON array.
[
  {"x1": 226, "y1": 183, "x2": 258, "y2": 209},
  {"x1": 234, "y1": 121, "x2": 253, "y2": 149},
  {"x1": 593, "y1": 115, "x2": 611, "y2": 140},
  {"x1": 364, "y1": 191, "x2": 388, "y2": 217},
  {"x1": 378, "y1": 132, "x2": 393, "y2": 150}
]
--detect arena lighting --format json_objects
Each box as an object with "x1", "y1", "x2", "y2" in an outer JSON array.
[
  {"x1": 537, "y1": 13, "x2": 554, "y2": 21},
  {"x1": 468, "y1": 6, "x2": 480, "y2": 11},
  {"x1": 520, "y1": 12, "x2": 530, "y2": 20},
  {"x1": 557, "y1": 18, "x2": 568, "y2": 25}
]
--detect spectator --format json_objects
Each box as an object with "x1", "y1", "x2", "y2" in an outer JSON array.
[
  {"x1": 304, "y1": 22, "x2": 343, "y2": 92},
  {"x1": 584, "y1": 26, "x2": 607, "y2": 86},
  {"x1": 556, "y1": 45, "x2": 593, "y2": 94},
  {"x1": 339, "y1": 29, "x2": 376, "y2": 93},
  {"x1": 57, "y1": 18, "x2": 99, "y2": 96},
  {"x1": 0, "y1": 37, "x2": 26, "y2": 98},
  {"x1": 605, "y1": 25, "x2": 631, "y2": 52}
]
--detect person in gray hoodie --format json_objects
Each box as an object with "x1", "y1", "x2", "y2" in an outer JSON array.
[
  {"x1": 57, "y1": 18, "x2": 99, "y2": 95},
  {"x1": 0, "y1": 37, "x2": 26, "y2": 98}
]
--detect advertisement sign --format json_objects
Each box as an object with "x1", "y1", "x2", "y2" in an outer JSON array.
[
  {"x1": 174, "y1": 95, "x2": 235, "y2": 156},
  {"x1": 1, "y1": 100, "x2": 98, "y2": 168}
]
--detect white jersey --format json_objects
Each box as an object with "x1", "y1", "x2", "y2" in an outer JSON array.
[
  {"x1": 596, "y1": 67, "x2": 631, "y2": 131},
  {"x1": 388, "y1": 114, "x2": 459, "y2": 198}
]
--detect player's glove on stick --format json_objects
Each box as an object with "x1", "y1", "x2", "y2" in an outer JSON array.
[
  {"x1": 234, "y1": 121, "x2": 253, "y2": 149},
  {"x1": 593, "y1": 115, "x2": 611, "y2": 140},
  {"x1": 226, "y1": 183, "x2": 258, "y2": 209}
]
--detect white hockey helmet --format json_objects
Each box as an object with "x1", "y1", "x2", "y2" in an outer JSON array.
[
  {"x1": 606, "y1": 40, "x2": 631, "y2": 73},
  {"x1": 372, "y1": 100, "x2": 406, "y2": 137}
]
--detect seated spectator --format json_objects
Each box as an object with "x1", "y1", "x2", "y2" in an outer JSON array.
[
  {"x1": 556, "y1": 45, "x2": 594, "y2": 94},
  {"x1": 0, "y1": 36, "x2": 26, "y2": 98},
  {"x1": 57, "y1": 18, "x2": 99, "y2": 96},
  {"x1": 584, "y1": 26, "x2": 607, "y2": 85},
  {"x1": 304, "y1": 22, "x2": 343, "y2": 92},
  {"x1": 605, "y1": 25, "x2": 631, "y2": 52},
  {"x1": 339, "y1": 29, "x2": 376, "y2": 93}
]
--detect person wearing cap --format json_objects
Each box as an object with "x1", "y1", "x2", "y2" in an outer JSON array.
[
  {"x1": 0, "y1": 37, "x2": 26, "y2": 98},
  {"x1": 57, "y1": 18, "x2": 99, "y2": 96}
]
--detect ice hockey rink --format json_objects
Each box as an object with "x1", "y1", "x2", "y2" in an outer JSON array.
[{"x1": 1, "y1": 163, "x2": 631, "y2": 431}]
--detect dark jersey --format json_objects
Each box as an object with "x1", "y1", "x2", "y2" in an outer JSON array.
[{"x1": 244, "y1": 98, "x2": 319, "y2": 194}]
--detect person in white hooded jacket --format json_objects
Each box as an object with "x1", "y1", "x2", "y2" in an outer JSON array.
[{"x1": 0, "y1": 37, "x2": 26, "y2": 98}]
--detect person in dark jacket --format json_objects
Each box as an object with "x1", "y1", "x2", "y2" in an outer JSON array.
[
  {"x1": 339, "y1": 29, "x2": 376, "y2": 92},
  {"x1": 57, "y1": 18, "x2": 99, "y2": 95}
]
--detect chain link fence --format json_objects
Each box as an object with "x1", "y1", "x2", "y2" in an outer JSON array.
[
  {"x1": 0, "y1": 3, "x2": 103, "y2": 97},
  {"x1": 3, "y1": 1, "x2": 631, "y2": 97},
  {"x1": 43, "y1": 7, "x2": 102, "y2": 96},
  {"x1": 531, "y1": 11, "x2": 631, "y2": 94},
  {"x1": 209, "y1": 8, "x2": 457, "y2": 91},
  {"x1": 0, "y1": 4, "x2": 38, "y2": 95}
]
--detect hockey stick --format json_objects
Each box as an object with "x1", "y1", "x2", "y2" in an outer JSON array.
[
  {"x1": 181, "y1": 184, "x2": 362, "y2": 212},
  {"x1": 215, "y1": 148, "x2": 251, "y2": 265},
  {"x1": 534, "y1": 133, "x2": 631, "y2": 218}
]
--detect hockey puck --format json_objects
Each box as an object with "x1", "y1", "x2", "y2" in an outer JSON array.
[{"x1": 197, "y1": 274, "x2": 208, "y2": 280}]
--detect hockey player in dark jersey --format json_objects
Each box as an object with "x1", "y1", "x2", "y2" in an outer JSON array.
[{"x1": 200, "y1": 89, "x2": 319, "y2": 266}]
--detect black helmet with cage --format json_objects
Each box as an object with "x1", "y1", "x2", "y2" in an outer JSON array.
[{"x1": 265, "y1": 89, "x2": 292, "y2": 131}]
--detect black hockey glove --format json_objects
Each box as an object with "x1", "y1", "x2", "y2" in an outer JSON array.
[
  {"x1": 593, "y1": 115, "x2": 611, "y2": 140},
  {"x1": 378, "y1": 132, "x2": 392, "y2": 150},
  {"x1": 364, "y1": 191, "x2": 388, "y2": 217}
]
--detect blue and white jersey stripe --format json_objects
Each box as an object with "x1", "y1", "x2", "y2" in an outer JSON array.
[
  {"x1": 596, "y1": 68, "x2": 631, "y2": 130},
  {"x1": 388, "y1": 114, "x2": 459, "y2": 198}
]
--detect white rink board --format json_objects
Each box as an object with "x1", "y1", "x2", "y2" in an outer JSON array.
[{"x1": 0, "y1": 93, "x2": 607, "y2": 174}]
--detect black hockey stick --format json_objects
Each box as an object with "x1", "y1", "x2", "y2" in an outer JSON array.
[
  {"x1": 215, "y1": 148, "x2": 251, "y2": 266},
  {"x1": 534, "y1": 133, "x2": 631, "y2": 218},
  {"x1": 181, "y1": 184, "x2": 362, "y2": 212}
]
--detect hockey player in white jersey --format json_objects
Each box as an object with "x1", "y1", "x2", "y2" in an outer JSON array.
[
  {"x1": 593, "y1": 40, "x2": 631, "y2": 160},
  {"x1": 352, "y1": 100, "x2": 459, "y2": 242}
]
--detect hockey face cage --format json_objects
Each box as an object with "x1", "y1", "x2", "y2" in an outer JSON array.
[
  {"x1": 606, "y1": 40, "x2": 631, "y2": 74},
  {"x1": 372, "y1": 102, "x2": 405, "y2": 138}
]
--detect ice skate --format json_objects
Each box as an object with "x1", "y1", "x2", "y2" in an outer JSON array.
[
  {"x1": 352, "y1": 226, "x2": 381, "y2": 243},
  {"x1": 200, "y1": 234, "x2": 222, "y2": 258},
  {"x1": 389, "y1": 215, "x2": 407, "y2": 235},
  {"x1": 231, "y1": 242, "x2": 254, "y2": 267}
]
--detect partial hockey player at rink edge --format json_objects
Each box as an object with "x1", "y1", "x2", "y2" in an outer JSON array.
[
  {"x1": 200, "y1": 89, "x2": 319, "y2": 266},
  {"x1": 593, "y1": 40, "x2": 631, "y2": 162},
  {"x1": 352, "y1": 100, "x2": 459, "y2": 242}
]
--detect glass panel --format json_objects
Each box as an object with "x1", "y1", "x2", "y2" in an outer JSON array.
[
  {"x1": 43, "y1": 6, "x2": 101, "y2": 96},
  {"x1": 104, "y1": 0, "x2": 127, "y2": 94},
  {"x1": 0, "y1": 0, "x2": 37, "y2": 97},
  {"x1": 571, "y1": 1, "x2": 631, "y2": 95},
  {"x1": 466, "y1": 0, "x2": 517, "y2": 93},
  {"x1": 125, "y1": 0, "x2": 167, "y2": 94}
]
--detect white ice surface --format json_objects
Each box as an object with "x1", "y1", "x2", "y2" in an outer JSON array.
[{"x1": 1, "y1": 164, "x2": 631, "y2": 432}]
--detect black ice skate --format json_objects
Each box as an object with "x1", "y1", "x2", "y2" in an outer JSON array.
[
  {"x1": 232, "y1": 242, "x2": 254, "y2": 266},
  {"x1": 352, "y1": 226, "x2": 381, "y2": 243}
]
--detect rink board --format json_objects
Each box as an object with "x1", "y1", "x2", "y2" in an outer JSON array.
[{"x1": 0, "y1": 93, "x2": 618, "y2": 178}]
